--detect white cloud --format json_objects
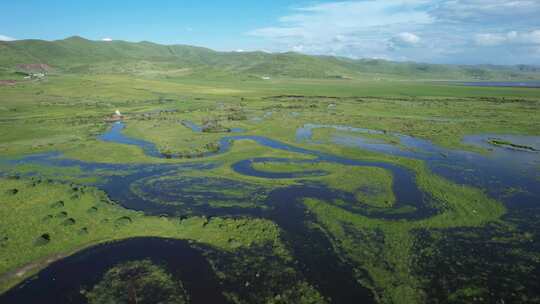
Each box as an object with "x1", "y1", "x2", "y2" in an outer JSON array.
[
  {"x1": 250, "y1": 1, "x2": 432, "y2": 40},
  {"x1": 521, "y1": 30, "x2": 540, "y2": 44},
  {"x1": 292, "y1": 45, "x2": 304, "y2": 52},
  {"x1": 0, "y1": 34, "x2": 15, "y2": 41},
  {"x1": 475, "y1": 30, "x2": 540, "y2": 46},
  {"x1": 247, "y1": 1, "x2": 540, "y2": 64},
  {"x1": 394, "y1": 32, "x2": 421, "y2": 45},
  {"x1": 474, "y1": 33, "x2": 509, "y2": 46},
  {"x1": 431, "y1": 0, "x2": 540, "y2": 23},
  {"x1": 249, "y1": 1, "x2": 432, "y2": 59},
  {"x1": 101, "y1": 37, "x2": 113, "y2": 42}
]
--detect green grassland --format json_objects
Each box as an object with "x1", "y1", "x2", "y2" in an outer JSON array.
[
  {"x1": 1, "y1": 73, "x2": 538, "y2": 161},
  {"x1": 1, "y1": 38, "x2": 540, "y2": 303},
  {"x1": 0, "y1": 176, "x2": 329, "y2": 303},
  {"x1": 0, "y1": 176, "x2": 285, "y2": 276}
]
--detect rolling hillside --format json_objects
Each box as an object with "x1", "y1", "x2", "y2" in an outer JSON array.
[{"x1": 1, "y1": 36, "x2": 540, "y2": 80}]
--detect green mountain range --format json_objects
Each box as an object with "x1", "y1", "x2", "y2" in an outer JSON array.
[{"x1": 1, "y1": 36, "x2": 540, "y2": 80}]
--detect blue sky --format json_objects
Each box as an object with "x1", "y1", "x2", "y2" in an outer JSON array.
[{"x1": 1, "y1": 0, "x2": 540, "y2": 65}]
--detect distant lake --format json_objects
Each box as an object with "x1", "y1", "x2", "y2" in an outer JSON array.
[{"x1": 448, "y1": 81, "x2": 540, "y2": 88}]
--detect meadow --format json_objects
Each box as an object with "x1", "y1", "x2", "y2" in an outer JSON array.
[{"x1": 1, "y1": 69, "x2": 539, "y2": 303}]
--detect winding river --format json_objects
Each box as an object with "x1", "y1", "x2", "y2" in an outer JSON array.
[{"x1": 1, "y1": 120, "x2": 539, "y2": 303}]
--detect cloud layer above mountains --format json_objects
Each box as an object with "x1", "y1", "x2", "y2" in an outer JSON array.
[{"x1": 249, "y1": 0, "x2": 540, "y2": 64}]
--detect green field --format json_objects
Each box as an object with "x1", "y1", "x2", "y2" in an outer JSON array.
[{"x1": 1, "y1": 37, "x2": 540, "y2": 304}]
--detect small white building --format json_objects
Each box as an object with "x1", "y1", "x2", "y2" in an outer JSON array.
[{"x1": 106, "y1": 109, "x2": 125, "y2": 122}]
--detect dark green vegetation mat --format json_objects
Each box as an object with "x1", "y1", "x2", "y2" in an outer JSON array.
[{"x1": 85, "y1": 260, "x2": 190, "y2": 304}]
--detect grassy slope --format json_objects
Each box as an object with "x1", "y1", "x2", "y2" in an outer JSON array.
[{"x1": 2, "y1": 37, "x2": 540, "y2": 80}]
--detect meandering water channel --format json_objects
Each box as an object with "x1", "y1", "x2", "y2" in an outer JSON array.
[
  {"x1": 1, "y1": 120, "x2": 539, "y2": 303},
  {"x1": 296, "y1": 123, "x2": 540, "y2": 208}
]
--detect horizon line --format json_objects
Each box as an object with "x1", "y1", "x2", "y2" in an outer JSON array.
[{"x1": 2, "y1": 35, "x2": 539, "y2": 68}]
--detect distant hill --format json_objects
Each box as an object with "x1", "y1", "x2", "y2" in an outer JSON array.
[{"x1": 1, "y1": 36, "x2": 540, "y2": 80}]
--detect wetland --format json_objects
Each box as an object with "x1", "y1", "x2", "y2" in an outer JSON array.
[{"x1": 1, "y1": 47, "x2": 540, "y2": 304}]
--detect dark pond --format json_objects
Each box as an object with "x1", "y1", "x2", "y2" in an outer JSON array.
[{"x1": 0, "y1": 238, "x2": 227, "y2": 304}]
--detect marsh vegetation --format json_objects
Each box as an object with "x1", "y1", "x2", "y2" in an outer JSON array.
[{"x1": 0, "y1": 38, "x2": 539, "y2": 303}]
